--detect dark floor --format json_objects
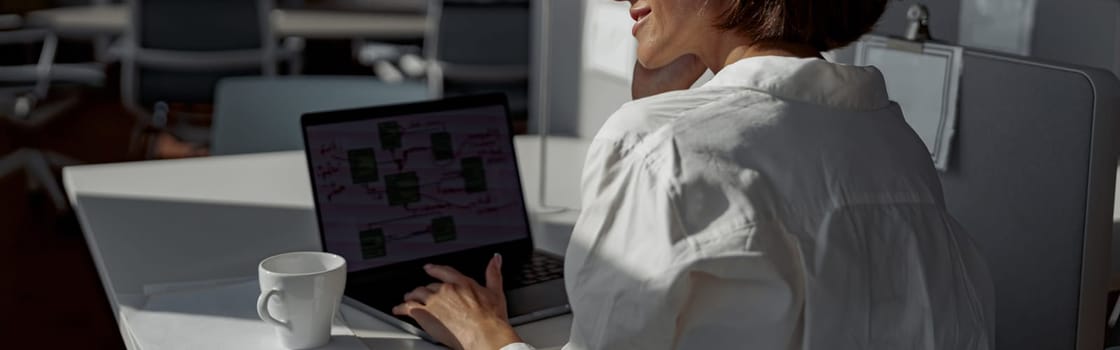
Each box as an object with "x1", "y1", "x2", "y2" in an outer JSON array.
[{"x1": 0, "y1": 89, "x2": 138, "y2": 349}]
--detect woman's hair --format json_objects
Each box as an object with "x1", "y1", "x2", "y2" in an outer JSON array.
[{"x1": 717, "y1": 0, "x2": 889, "y2": 52}]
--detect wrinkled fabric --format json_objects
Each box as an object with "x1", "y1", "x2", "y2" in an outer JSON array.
[{"x1": 502, "y1": 56, "x2": 993, "y2": 350}]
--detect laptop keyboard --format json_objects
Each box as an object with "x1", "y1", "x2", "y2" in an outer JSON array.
[{"x1": 509, "y1": 253, "x2": 564, "y2": 287}]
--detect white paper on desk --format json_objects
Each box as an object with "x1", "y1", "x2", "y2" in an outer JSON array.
[
  {"x1": 125, "y1": 280, "x2": 366, "y2": 350},
  {"x1": 959, "y1": 0, "x2": 1037, "y2": 56}
]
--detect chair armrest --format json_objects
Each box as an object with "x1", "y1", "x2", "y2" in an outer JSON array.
[
  {"x1": 0, "y1": 14, "x2": 22, "y2": 30},
  {"x1": 0, "y1": 28, "x2": 48, "y2": 45},
  {"x1": 126, "y1": 48, "x2": 269, "y2": 71}
]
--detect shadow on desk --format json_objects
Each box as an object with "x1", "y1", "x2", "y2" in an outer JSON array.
[{"x1": 73, "y1": 194, "x2": 320, "y2": 313}]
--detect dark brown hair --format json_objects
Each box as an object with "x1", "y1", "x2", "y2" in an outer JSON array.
[{"x1": 717, "y1": 0, "x2": 889, "y2": 52}]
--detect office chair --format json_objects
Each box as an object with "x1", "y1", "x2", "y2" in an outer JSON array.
[
  {"x1": 425, "y1": 0, "x2": 530, "y2": 120},
  {"x1": 116, "y1": 0, "x2": 304, "y2": 156},
  {"x1": 0, "y1": 14, "x2": 105, "y2": 122},
  {"x1": 0, "y1": 14, "x2": 105, "y2": 212}
]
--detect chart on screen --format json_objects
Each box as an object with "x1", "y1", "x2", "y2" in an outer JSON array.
[{"x1": 305, "y1": 105, "x2": 529, "y2": 271}]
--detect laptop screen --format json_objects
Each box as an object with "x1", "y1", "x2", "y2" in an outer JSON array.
[{"x1": 304, "y1": 102, "x2": 530, "y2": 272}]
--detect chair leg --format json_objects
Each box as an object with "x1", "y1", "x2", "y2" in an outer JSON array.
[
  {"x1": 13, "y1": 93, "x2": 36, "y2": 119},
  {"x1": 0, "y1": 149, "x2": 28, "y2": 179},
  {"x1": 0, "y1": 148, "x2": 78, "y2": 212},
  {"x1": 289, "y1": 53, "x2": 303, "y2": 76},
  {"x1": 1110, "y1": 292, "x2": 1120, "y2": 329},
  {"x1": 26, "y1": 150, "x2": 71, "y2": 212},
  {"x1": 284, "y1": 37, "x2": 305, "y2": 75},
  {"x1": 123, "y1": 100, "x2": 162, "y2": 159},
  {"x1": 21, "y1": 93, "x2": 82, "y2": 129}
]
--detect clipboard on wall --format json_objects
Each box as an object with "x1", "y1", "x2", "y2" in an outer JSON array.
[{"x1": 854, "y1": 35, "x2": 964, "y2": 171}]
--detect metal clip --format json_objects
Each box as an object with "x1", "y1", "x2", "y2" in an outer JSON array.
[{"x1": 905, "y1": 3, "x2": 933, "y2": 42}]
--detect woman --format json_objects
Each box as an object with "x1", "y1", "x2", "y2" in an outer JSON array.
[{"x1": 392, "y1": 0, "x2": 995, "y2": 349}]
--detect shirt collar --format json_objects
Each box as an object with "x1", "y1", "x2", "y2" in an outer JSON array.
[{"x1": 702, "y1": 56, "x2": 891, "y2": 111}]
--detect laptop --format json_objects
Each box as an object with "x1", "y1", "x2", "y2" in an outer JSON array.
[{"x1": 300, "y1": 93, "x2": 570, "y2": 342}]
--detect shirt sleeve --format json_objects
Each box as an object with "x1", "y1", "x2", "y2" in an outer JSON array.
[
  {"x1": 563, "y1": 131, "x2": 806, "y2": 349},
  {"x1": 499, "y1": 343, "x2": 536, "y2": 350}
]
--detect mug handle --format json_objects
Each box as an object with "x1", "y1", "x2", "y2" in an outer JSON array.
[{"x1": 257, "y1": 288, "x2": 288, "y2": 328}]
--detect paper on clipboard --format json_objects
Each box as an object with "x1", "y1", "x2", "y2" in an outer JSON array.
[
  {"x1": 959, "y1": 0, "x2": 1037, "y2": 56},
  {"x1": 855, "y1": 36, "x2": 963, "y2": 171}
]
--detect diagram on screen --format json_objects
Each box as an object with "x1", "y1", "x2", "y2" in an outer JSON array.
[{"x1": 305, "y1": 106, "x2": 528, "y2": 271}]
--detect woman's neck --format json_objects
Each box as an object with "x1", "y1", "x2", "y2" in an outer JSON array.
[{"x1": 701, "y1": 35, "x2": 823, "y2": 73}]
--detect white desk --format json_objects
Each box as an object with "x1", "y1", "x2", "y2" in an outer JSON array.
[
  {"x1": 64, "y1": 137, "x2": 588, "y2": 350},
  {"x1": 26, "y1": 5, "x2": 427, "y2": 40}
]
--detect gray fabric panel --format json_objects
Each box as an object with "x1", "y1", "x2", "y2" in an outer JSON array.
[
  {"x1": 211, "y1": 77, "x2": 430, "y2": 155},
  {"x1": 939, "y1": 54, "x2": 1095, "y2": 349}
]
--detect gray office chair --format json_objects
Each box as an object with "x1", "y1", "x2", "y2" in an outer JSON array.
[
  {"x1": 933, "y1": 53, "x2": 1119, "y2": 349},
  {"x1": 0, "y1": 14, "x2": 105, "y2": 212},
  {"x1": 117, "y1": 0, "x2": 303, "y2": 154},
  {"x1": 0, "y1": 14, "x2": 105, "y2": 121},
  {"x1": 211, "y1": 76, "x2": 429, "y2": 155},
  {"x1": 425, "y1": 0, "x2": 529, "y2": 119}
]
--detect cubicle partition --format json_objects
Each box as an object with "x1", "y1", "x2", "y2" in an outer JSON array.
[
  {"x1": 837, "y1": 37, "x2": 1120, "y2": 349},
  {"x1": 936, "y1": 50, "x2": 1120, "y2": 350}
]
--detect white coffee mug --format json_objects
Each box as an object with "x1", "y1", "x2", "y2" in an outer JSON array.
[{"x1": 257, "y1": 251, "x2": 347, "y2": 349}]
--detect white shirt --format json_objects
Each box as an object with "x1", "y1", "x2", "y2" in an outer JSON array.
[{"x1": 503, "y1": 56, "x2": 994, "y2": 350}]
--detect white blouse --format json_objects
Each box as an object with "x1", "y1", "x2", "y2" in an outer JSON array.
[{"x1": 503, "y1": 56, "x2": 994, "y2": 350}]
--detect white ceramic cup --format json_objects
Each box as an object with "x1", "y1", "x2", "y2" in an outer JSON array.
[{"x1": 257, "y1": 252, "x2": 347, "y2": 349}]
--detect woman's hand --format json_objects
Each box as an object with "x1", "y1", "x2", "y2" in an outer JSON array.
[
  {"x1": 631, "y1": 54, "x2": 708, "y2": 99},
  {"x1": 392, "y1": 254, "x2": 521, "y2": 350}
]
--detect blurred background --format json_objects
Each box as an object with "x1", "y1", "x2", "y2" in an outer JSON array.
[{"x1": 1, "y1": 0, "x2": 1119, "y2": 348}]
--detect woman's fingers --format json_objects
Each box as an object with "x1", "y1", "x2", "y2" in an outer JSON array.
[
  {"x1": 396, "y1": 261, "x2": 519, "y2": 350},
  {"x1": 404, "y1": 286, "x2": 434, "y2": 304},
  {"x1": 392, "y1": 300, "x2": 425, "y2": 316},
  {"x1": 485, "y1": 253, "x2": 503, "y2": 293},
  {"x1": 424, "y1": 264, "x2": 469, "y2": 285}
]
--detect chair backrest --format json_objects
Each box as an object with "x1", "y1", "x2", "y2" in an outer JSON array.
[
  {"x1": 136, "y1": 0, "x2": 267, "y2": 51},
  {"x1": 428, "y1": 0, "x2": 528, "y2": 66},
  {"x1": 426, "y1": 0, "x2": 529, "y2": 81},
  {"x1": 424, "y1": 0, "x2": 529, "y2": 120},
  {"x1": 124, "y1": 0, "x2": 276, "y2": 106},
  {"x1": 936, "y1": 51, "x2": 1120, "y2": 350},
  {"x1": 211, "y1": 76, "x2": 430, "y2": 155}
]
